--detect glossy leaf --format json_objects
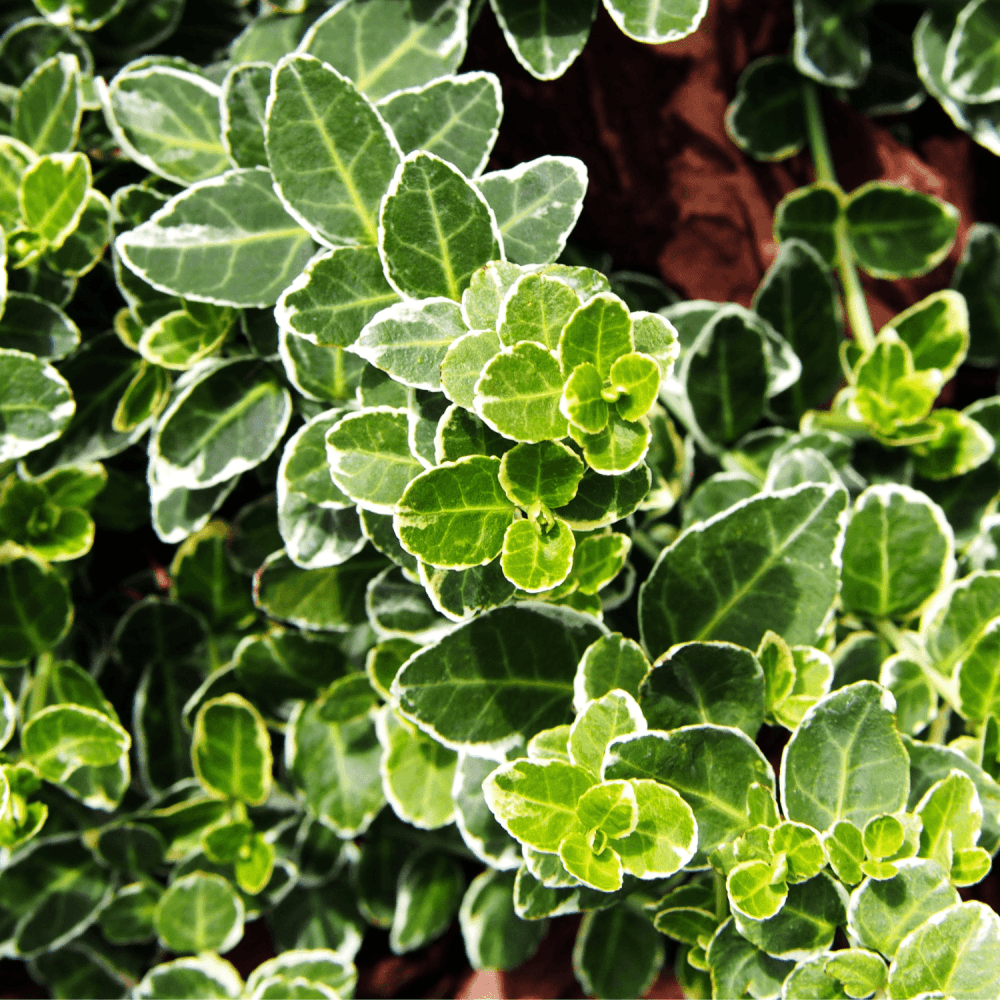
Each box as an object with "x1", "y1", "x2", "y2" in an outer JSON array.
[
  {"x1": 603, "y1": 0, "x2": 707, "y2": 43},
  {"x1": 154, "y1": 871, "x2": 244, "y2": 954},
  {"x1": 192, "y1": 693, "x2": 273, "y2": 805},
  {"x1": 489, "y1": 0, "x2": 597, "y2": 79},
  {"x1": 13, "y1": 53, "x2": 80, "y2": 155}
]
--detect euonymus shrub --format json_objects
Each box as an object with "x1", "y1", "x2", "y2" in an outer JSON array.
[{"x1": 1, "y1": 0, "x2": 1000, "y2": 998}]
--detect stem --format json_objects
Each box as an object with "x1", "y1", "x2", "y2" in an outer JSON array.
[
  {"x1": 801, "y1": 81, "x2": 877, "y2": 353},
  {"x1": 872, "y1": 618, "x2": 960, "y2": 713},
  {"x1": 928, "y1": 705, "x2": 952, "y2": 746},
  {"x1": 28, "y1": 652, "x2": 55, "y2": 720},
  {"x1": 714, "y1": 871, "x2": 728, "y2": 921}
]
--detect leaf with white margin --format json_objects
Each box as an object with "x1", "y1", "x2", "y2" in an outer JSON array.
[
  {"x1": 395, "y1": 455, "x2": 517, "y2": 569},
  {"x1": 243, "y1": 950, "x2": 355, "y2": 1000},
  {"x1": 603, "y1": 0, "x2": 708, "y2": 42},
  {"x1": 47, "y1": 187, "x2": 112, "y2": 278},
  {"x1": 488, "y1": 0, "x2": 598, "y2": 80},
  {"x1": 435, "y1": 404, "x2": 510, "y2": 464},
  {"x1": 462, "y1": 259, "x2": 523, "y2": 330},
  {"x1": 116, "y1": 168, "x2": 315, "y2": 308},
  {"x1": 220, "y1": 62, "x2": 270, "y2": 169},
  {"x1": 883, "y1": 289, "x2": 969, "y2": 382},
  {"x1": 377, "y1": 72, "x2": 502, "y2": 178},
  {"x1": 0, "y1": 349, "x2": 75, "y2": 462},
  {"x1": 474, "y1": 341, "x2": 569, "y2": 443},
  {"x1": 0, "y1": 138, "x2": 35, "y2": 233},
  {"x1": 419, "y1": 558, "x2": 516, "y2": 623},
  {"x1": 840, "y1": 484, "x2": 954, "y2": 619},
  {"x1": 914, "y1": 770, "x2": 983, "y2": 870},
  {"x1": 921, "y1": 570, "x2": 1000, "y2": 679},
  {"x1": 351, "y1": 297, "x2": 467, "y2": 391},
  {"x1": 279, "y1": 328, "x2": 367, "y2": 404},
  {"x1": 154, "y1": 871, "x2": 244, "y2": 954},
  {"x1": 440, "y1": 329, "x2": 502, "y2": 410},
  {"x1": 152, "y1": 358, "x2": 292, "y2": 489},
  {"x1": 614, "y1": 779, "x2": 698, "y2": 878},
  {"x1": 325, "y1": 407, "x2": 423, "y2": 513},
  {"x1": 888, "y1": 900, "x2": 1000, "y2": 999},
  {"x1": 266, "y1": 54, "x2": 401, "y2": 247},
  {"x1": 574, "y1": 633, "x2": 650, "y2": 711},
  {"x1": 22, "y1": 703, "x2": 130, "y2": 782},
  {"x1": 18, "y1": 151, "x2": 89, "y2": 250},
  {"x1": 462, "y1": 869, "x2": 549, "y2": 971},
  {"x1": 484, "y1": 757, "x2": 596, "y2": 852},
  {"x1": 452, "y1": 751, "x2": 522, "y2": 869},
  {"x1": 573, "y1": 905, "x2": 665, "y2": 1000},
  {"x1": 275, "y1": 246, "x2": 400, "y2": 348},
  {"x1": 707, "y1": 917, "x2": 795, "y2": 1000},
  {"x1": 191, "y1": 693, "x2": 272, "y2": 805},
  {"x1": 149, "y1": 465, "x2": 240, "y2": 546},
  {"x1": 379, "y1": 151, "x2": 503, "y2": 301},
  {"x1": 568, "y1": 689, "x2": 646, "y2": 777},
  {"x1": 299, "y1": 0, "x2": 470, "y2": 101},
  {"x1": 781, "y1": 682, "x2": 909, "y2": 833},
  {"x1": 13, "y1": 53, "x2": 81, "y2": 155},
  {"x1": 943, "y1": 0, "x2": 1000, "y2": 103},
  {"x1": 393, "y1": 603, "x2": 605, "y2": 756},
  {"x1": 501, "y1": 517, "x2": 575, "y2": 592},
  {"x1": 286, "y1": 673, "x2": 385, "y2": 837},
  {"x1": 639, "y1": 483, "x2": 848, "y2": 658},
  {"x1": 0, "y1": 292, "x2": 78, "y2": 359},
  {"x1": 133, "y1": 954, "x2": 243, "y2": 1000},
  {"x1": 476, "y1": 156, "x2": 587, "y2": 266},
  {"x1": 605, "y1": 724, "x2": 775, "y2": 866},
  {"x1": 100, "y1": 66, "x2": 229, "y2": 185},
  {"x1": 376, "y1": 706, "x2": 458, "y2": 830},
  {"x1": 498, "y1": 272, "x2": 580, "y2": 351},
  {"x1": 555, "y1": 463, "x2": 651, "y2": 530},
  {"x1": 573, "y1": 411, "x2": 651, "y2": 475}
]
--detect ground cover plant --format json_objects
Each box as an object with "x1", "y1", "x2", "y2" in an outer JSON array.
[{"x1": 3, "y1": 0, "x2": 1000, "y2": 998}]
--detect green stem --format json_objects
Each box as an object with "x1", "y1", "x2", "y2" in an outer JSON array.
[
  {"x1": 928, "y1": 705, "x2": 952, "y2": 746},
  {"x1": 714, "y1": 871, "x2": 728, "y2": 921},
  {"x1": 28, "y1": 651, "x2": 55, "y2": 720},
  {"x1": 801, "y1": 81, "x2": 877, "y2": 353},
  {"x1": 872, "y1": 618, "x2": 959, "y2": 714},
  {"x1": 630, "y1": 529, "x2": 662, "y2": 564}
]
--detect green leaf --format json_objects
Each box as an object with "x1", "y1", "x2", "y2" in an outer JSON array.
[
  {"x1": 484, "y1": 757, "x2": 596, "y2": 851},
  {"x1": 395, "y1": 455, "x2": 516, "y2": 569},
  {"x1": 116, "y1": 168, "x2": 315, "y2": 308},
  {"x1": 154, "y1": 871, "x2": 244, "y2": 954},
  {"x1": 475, "y1": 341, "x2": 569, "y2": 443},
  {"x1": 326, "y1": 407, "x2": 424, "y2": 513},
  {"x1": 922, "y1": 571, "x2": 1000, "y2": 681},
  {"x1": 276, "y1": 246, "x2": 400, "y2": 348},
  {"x1": 682, "y1": 304, "x2": 769, "y2": 445},
  {"x1": 419, "y1": 557, "x2": 516, "y2": 622},
  {"x1": 499, "y1": 440, "x2": 584, "y2": 511},
  {"x1": 435, "y1": 403, "x2": 510, "y2": 464},
  {"x1": 773, "y1": 183, "x2": 842, "y2": 266},
  {"x1": 575, "y1": 905, "x2": 665, "y2": 999},
  {"x1": 606, "y1": 725, "x2": 775, "y2": 865},
  {"x1": 910, "y1": 408, "x2": 995, "y2": 480},
  {"x1": 569, "y1": 532, "x2": 630, "y2": 595},
  {"x1": 574, "y1": 633, "x2": 650, "y2": 710},
  {"x1": 846, "y1": 182, "x2": 960, "y2": 280},
  {"x1": 852, "y1": 336, "x2": 940, "y2": 437},
  {"x1": 395, "y1": 603, "x2": 604, "y2": 753},
  {"x1": 609, "y1": 352, "x2": 659, "y2": 422},
  {"x1": 640, "y1": 640, "x2": 765, "y2": 738},
  {"x1": 137, "y1": 307, "x2": 231, "y2": 371},
  {"x1": 440, "y1": 329, "x2": 502, "y2": 411},
  {"x1": 880, "y1": 654, "x2": 937, "y2": 737},
  {"x1": 734, "y1": 873, "x2": 845, "y2": 960},
  {"x1": 614, "y1": 778, "x2": 699, "y2": 879},
  {"x1": 288, "y1": 673, "x2": 385, "y2": 837},
  {"x1": 253, "y1": 549, "x2": 380, "y2": 632},
  {"x1": 152, "y1": 358, "x2": 292, "y2": 489},
  {"x1": 351, "y1": 297, "x2": 466, "y2": 391},
  {"x1": 559, "y1": 293, "x2": 633, "y2": 379},
  {"x1": 501, "y1": 517, "x2": 575, "y2": 592},
  {"x1": 568, "y1": 690, "x2": 645, "y2": 777},
  {"x1": 753, "y1": 239, "x2": 843, "y2": 422},
  {"x1": 367, "y1": 564, "x2": 447, "y2": 640},
  {"x1": 22, "y1": 703, "x2": 129, "y2": 782},
  {"x1": 389, "y1": 851, "x2": 465, "y2": 955},
  {"x1": 498, "y1": 272, "x2": 580, "y2": 352},
  {"x1": 191, "y1": 693, "x2": 272, "y2": 805},
  {"x1": 266, "y1": 54, "x2": 401, "y2": 246},
  {"x1": 488, "y1": 0, "x2": 597, "y2": 79},
  {"x1": 102, "y1": 66, "x2": 229, "y2": 185},
  {"x1": 943, "y1": 0, "x2": 1000, "y2": 102},
  {"x1": 462, "y1": 259, "x2": 523, "y2": 330},
  {"x1": 18, "y1": 151, "x2": 89, "y2": 252},
  {"x1": 841, "y1": 485, "x2": 954, "y2": 619},
  {"x1": 561, "y1": 363, "x2": 608, "y2": 435},
  {"x1": 640, "y1": 484, "x2": 847, "y2": 658},
  {"x1": 13, "y1": 53, "x2": 80, "y2": 155},
  {"x1": 952, "y1": 224, "x2": 1000, "y2": 366},
  {"x1": 99, "y1": 881, "x2": 161, "y2": 945},
  {"x1": 243, "y1": 950, "x2": 355, "y2": 1000},
  {"x1": 706, "y1": 918, "x2": 795, "y2": 1000},
  {"x1": 825, "y1": 950, "x2": 887, "y2": 999},
  {"x1": 888, "y1": 900, "x2": 1000, "y2": 999},
  {"x1": 377, "y1": 72, "x2": 501, "y2": 178},
  {"x1": 376, "y1": 707, "x2": 457, "y2": 829},
  {"x1": 603, "y1": 0, "x2": 707, "y2": 42},
  {"x1": 793, "y1": 0, "x2": 870, "y2": 87},
  {"x1": 220, "y1": 62, "x2": 270, "y2": 169},
  {"x1": 727, "y1": 858, "x2": 788, "y2": 921},
  {"x1": 300, "y1": 0, "x2": 469, "y2": 101},
  {"x1": 280, "y1": 331, "x2": 366, "y2": 404},
  {"x1": 464, "y1": 874, "x2": 550, "y2": 975},
  {"x1": 915, "y1": 770, "x2": 982, "y2": 870},
  {"x1": 134, "y1": 955, "x2": 243, "y2": 1000},
  {"x1": 555, "y1": 463, "x2": 651, "y2": 530},
  {"x1": 452, "y1": 752, "x2": 522, "y2": 868},
  {"x1": 725, "y1": 56, "x2": 806, "y2": 161},
  {"x1": 0, "y1": 542, "x2": 72, "y2": 663},
  {"x1": 782, "y1": 682, "x2": 909, "y2": 833},
  {"x1": 885, "y1": 290, "x2": 969, "y2": 381},
  {"x1": 476, "y1": 156, "x2": 588, "y2": 265}
]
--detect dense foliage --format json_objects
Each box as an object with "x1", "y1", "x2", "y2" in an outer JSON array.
[{"x1": 3, "y1": 0, "x2": 1000, "y2": 998}]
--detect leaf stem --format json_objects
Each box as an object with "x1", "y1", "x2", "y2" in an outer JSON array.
[
  {"x1": 714, "y1": 870, "x2": 728, "y2": 921},
  {"x1": 801, "y1": 81, "x2": 877, "y2": 354},
  {"x1": 872, "y1": 618, "x2": 960, "y2": 715},
  {"x1": 928, "y1": 705, "x2": 952, "y2": 746},
  {"x1": 28, "y1": 651, "x2": 55, "y2": 721}
]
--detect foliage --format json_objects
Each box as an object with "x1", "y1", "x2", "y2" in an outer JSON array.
[{"x1": 0, "y1": 1, "x2": 999, "y2": 999}]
